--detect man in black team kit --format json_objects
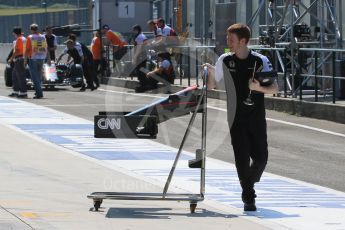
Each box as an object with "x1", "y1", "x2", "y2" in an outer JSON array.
[
  {"x1": 68, "y1": 34, "x2": 96, "y2": 90},
  {"x1": 57, "y1": 40, "x2": 83, "y2": 65},
  {"x1": 205, "y1": 24, "x2": 278, "y2": 211},
  {"x1": 45, "y1": 26, "x2": 58, "y2": 61}
]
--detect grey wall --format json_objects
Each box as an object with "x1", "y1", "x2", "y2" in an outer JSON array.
[
  {"x1": 100, "y1": 0, "x2": 152, "y2": 39},
  {"x1": 0, "y1": 9, "x2": 91, "y2": 44}
]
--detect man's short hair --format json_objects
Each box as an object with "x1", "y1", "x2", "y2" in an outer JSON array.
[
  {"x1": 132, "y1": 24, "x2": 141, "y2": 33},
  {"x1": 68, "y1": 33, "x2": 77, "y2": 42},
  {"x1": 45, "y1": 25, "x2": 52, "y2": 30},
  {"x1": 157, "y1": 18, "x2": 165, "y2": 24},
  {"x1": 65, "y1": 39, "x2": 74, "y2": 46},
  {"x1": 30, "y1": 24, "x2": 39, "y2": 31},
  {"x1": 13, "y1": 27, "x2": 22, "y2": 35},
  {"x1": 227, "y1": 23, "x2": 251, "y2": 44}
]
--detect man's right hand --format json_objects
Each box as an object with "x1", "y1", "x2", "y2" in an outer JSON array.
[{"x1": 203, "y1": 63, "x2": 216, "y2": 89}]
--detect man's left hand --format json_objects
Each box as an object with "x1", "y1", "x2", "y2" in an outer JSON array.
[{"x1": 249, "y1": 78, "x2": 261, "y2": 91}]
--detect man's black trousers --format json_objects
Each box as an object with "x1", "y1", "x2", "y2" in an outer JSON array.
[{"x1": 230, "y1": 118, "x2": 268, "y2": 202}]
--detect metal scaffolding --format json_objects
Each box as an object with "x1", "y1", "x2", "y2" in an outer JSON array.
[{"x1": 248, "y1": 0, "x2": 343, "y2": 97}]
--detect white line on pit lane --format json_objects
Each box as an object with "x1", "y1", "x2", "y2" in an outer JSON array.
[
  {"x1": 207, "y1": 105, "x2": 345, "y2": 138},
  {"x1": 99, "y1": 88, "x2": 345, "y2": 138}
]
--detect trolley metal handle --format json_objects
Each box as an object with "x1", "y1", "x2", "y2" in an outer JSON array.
[{"x1": 163, "y1": 67, "x2": 208, "y2": 198}]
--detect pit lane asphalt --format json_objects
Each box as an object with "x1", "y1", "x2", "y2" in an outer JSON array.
[{"x1": 1, "y1": 66, "x2": 345, "y2": 193}]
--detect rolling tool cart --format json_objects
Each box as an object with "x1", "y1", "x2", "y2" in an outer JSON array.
[{"x1": 88, "y1": 67, "x2": 209, "y2": 214}]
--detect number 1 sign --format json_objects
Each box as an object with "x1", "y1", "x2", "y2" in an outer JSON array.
[{"x1": 118, "y1": 2, "x2": 135, "y2": 18}]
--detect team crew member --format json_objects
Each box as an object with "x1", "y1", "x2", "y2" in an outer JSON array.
[
  {"x1": 60, "y1": 39, "x2": 83, "y2": 64},
  {"x1": 57, "y1": 40, "x2": 83, "y2": 64},
  {"x1": 156, "y1": 18, "x2": 177, "y2": 37},
  {"x1": 45, "y1": 26, "x2": 58, "y2": 61},
  {"x1": 56, "y1": 40, "x2": 86, "y2": 91},
  {"x1": 68, "y1": 34, "x2": 96, "y2": 91},
  {"x1": 205, "y1": 24, "x2": 278, "y2": 211},
  {"x1": 90, "y1": 31, "x2": 101, "y2": 88},
  {"x1": 102, "y1": 24, "x2": 128, "y2": 74},
  {"x1": 131, "y1": 25, "x2": 148, "y2": 91},
  {"x1": 147, "y1": 19, "x2": 165, "y2": 49},
  {"x1": 8, "y1": 27, "x2": 27, "y2": 98},
  {"x1": 156, "y1": 18, "x2": 179, "y2": 45},
  {"x1": 147, "y1": 20, "x2": 163, "y2": 39},
  {"x1": 132, "y1": 24, "x2": 148, "y2": 63},
  {"x1": 149, "y1": 52, "x2": 175, "y2": 84},
  {"x1": 25, "y1": 23, "x2": 50, "y2": 99},
  {"x1": 58, "y1": 37, "x2": 86, "y2": 91},
  {"x1": 137, "y1": 51, "x2": 174, "y2": 93}
]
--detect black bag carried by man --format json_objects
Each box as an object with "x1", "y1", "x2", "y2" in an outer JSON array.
[{"x1": 254, "y1": 71, "x2": 278, "y2": 86}]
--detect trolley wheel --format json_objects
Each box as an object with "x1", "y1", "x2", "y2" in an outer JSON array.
[
  {"x1": 190, "y1": 202, "x2": 197, "y2": 214},
  {"x1": 93, "y1": 199, "x2": 103, "y2": 211}
]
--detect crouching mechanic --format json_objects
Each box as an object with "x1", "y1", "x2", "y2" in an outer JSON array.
[
  {"x1": 136, "y1": 52, "x2": 175, "y2": 93},
  {"x1": 205, "y1": 23, "x2": 278, "y2": 211},
  {"x1": 56, "y1": 40, "x2": 85, "y2": 90},
  {"x1": 68, "y1": 34, "x2": 96, "y2": 91}
]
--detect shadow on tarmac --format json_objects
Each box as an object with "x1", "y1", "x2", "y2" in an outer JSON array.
[{"x1": 105, "y1": 207, "x2": 238, "y2": 219}]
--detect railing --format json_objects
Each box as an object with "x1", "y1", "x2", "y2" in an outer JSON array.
[
  {"x1": 104, "y1": 44, "x2": 345, "y2": 103},
  {"x1": 250, "y1": 46, "x2": 345, "y2": 104},
  {"x1": 104, "y1": 44, "x2": 216, "y2": 87},
  {"x1": 297, "y1": 48, "x2": 345, "y2": 104}
]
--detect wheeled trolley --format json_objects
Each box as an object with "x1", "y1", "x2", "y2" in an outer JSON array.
[{"x1": 88, "y1": 68, "x2": 209, "y2": 214}]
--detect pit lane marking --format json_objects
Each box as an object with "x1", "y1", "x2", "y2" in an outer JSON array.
[{"x1": 99, "y1": 88, "x2": 345, "y2": 138}]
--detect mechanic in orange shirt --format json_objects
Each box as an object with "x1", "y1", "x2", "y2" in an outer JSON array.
[
  {"x1": 101, "y1": 24, "x2": 128, "y2": 75},
  {"x1": 8, "y1": 27, "x2": 28, "y2": 98}
]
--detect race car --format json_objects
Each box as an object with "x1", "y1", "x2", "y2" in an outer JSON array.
[
  {"x1": 26, "y1": 63, "x2": 65, "y2": 89},
  {"x1": 55, "y1": 62, "x2": 84, "y2": 88},
  {"x1": 4, "y1": 51, "x2": 83, "y2": 89}
]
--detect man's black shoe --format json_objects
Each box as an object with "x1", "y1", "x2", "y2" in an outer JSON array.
[
  {"x1": 17, "y1": 94, "x2": 28, "y2": 99},
  {"x1": 244, "y1": 202, "x2": 257, "y2": 212},
  {"x1": 33, "y1": 95, "x2": 43, "y2": 99},
  {"x1": 8, "y1": 93, "x2": 18, "y2": 97},
  {"x1": 80, "y1": 86, "x2": 86, "y2": 92},
  {"x1": 86, "y1": 85, "x2": 96, "y2": 90}
]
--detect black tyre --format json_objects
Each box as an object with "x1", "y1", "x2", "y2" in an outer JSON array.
[
  {"x1": 71, "y1": 83, "x2": 83, "y2": 88},
  {"x1": 4, "y1": 66, "x2": 13, "y2": 87},
  {"x1": 69, "y1": 64, "x2": 84, "y2": 88}
]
